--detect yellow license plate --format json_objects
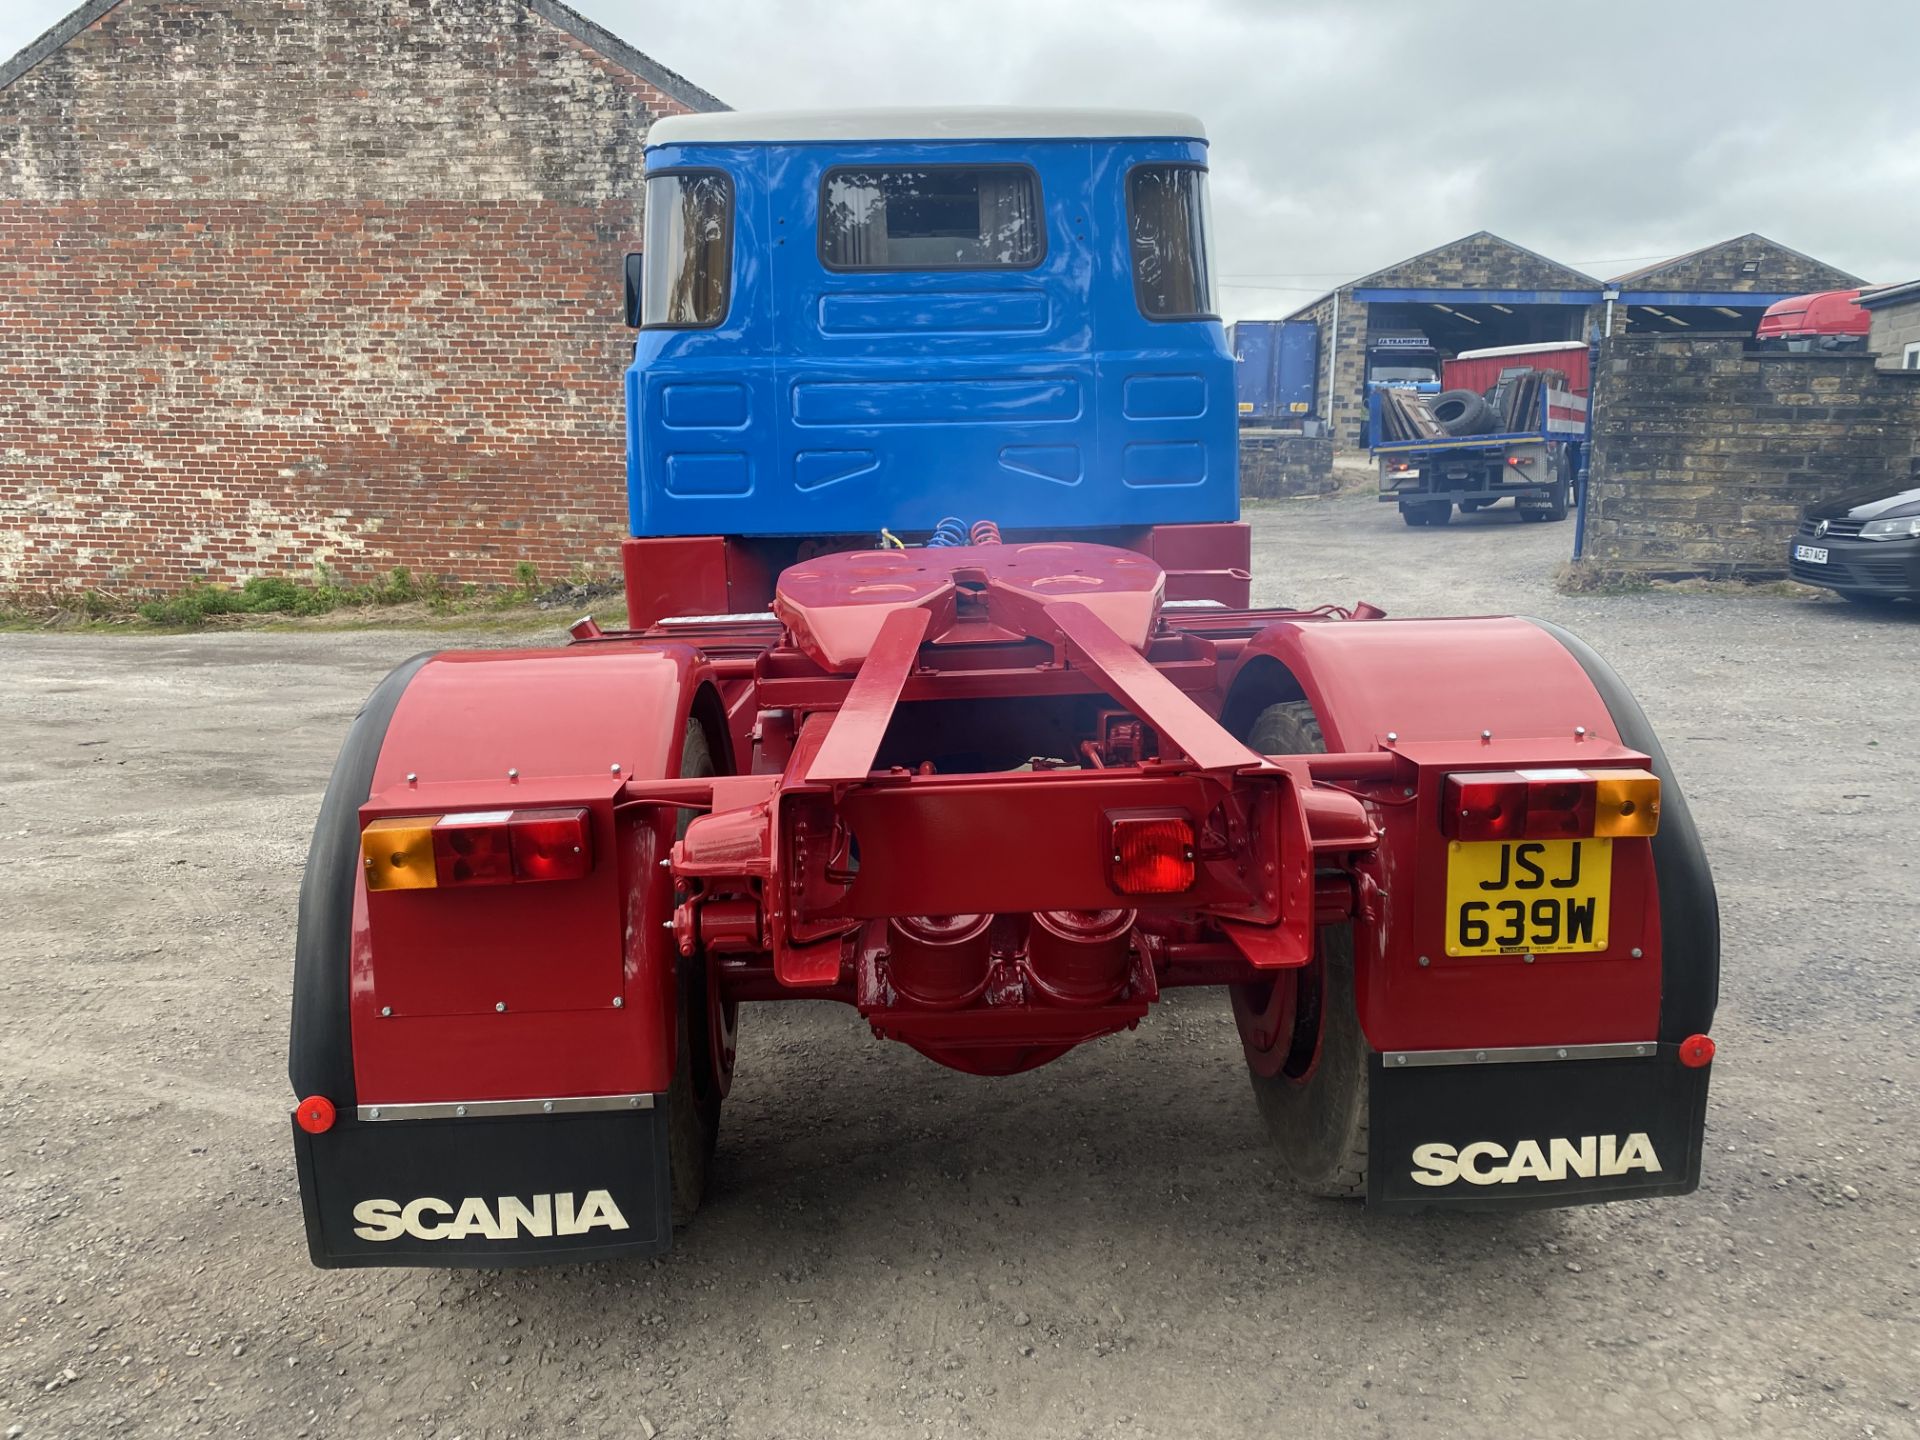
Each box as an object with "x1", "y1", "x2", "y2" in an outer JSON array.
[{"x1": 1444, "y1": 839, "x2": 1611, "y2": 956}]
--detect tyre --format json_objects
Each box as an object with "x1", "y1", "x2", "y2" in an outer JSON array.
[
  {"x1": 1231, "y1": 701, "x2": 1369, "y2": 1199},
  {"x1": 666, "y1": 720, "x2": 730, "y2": 1226},
  {"x1": 1543, "y1": 450, "x2": 1572, "y2": 522},
  {"x1": 291, "y1": 653, "x2": 435, "y2": 1107},
  {"x1": 1408, "y1": 500, "x2": 1451, "y2": 527},
  {"x1": 1429, "y1": 389, "x2": 1495, "y2": 436}
]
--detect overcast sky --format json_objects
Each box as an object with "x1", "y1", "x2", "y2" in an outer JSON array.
[{"x1": 5, "y1": 0, "x2": 1917, "y2": 316}]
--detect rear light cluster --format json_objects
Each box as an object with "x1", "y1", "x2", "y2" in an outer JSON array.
[
  {"x1": 1108, "y1": 814, "x2": 1195, "y2": 895},
  {"x1": 361, "y1": 808, "x2": 593, "y2": 892},
  {"x1": 1442, "y1": 769, "x2": 1660, "y2": 842}
]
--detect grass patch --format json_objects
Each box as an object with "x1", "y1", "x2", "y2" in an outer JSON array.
[{"x1": 1, "y1": 563, "x2": 613, "y2": 632}]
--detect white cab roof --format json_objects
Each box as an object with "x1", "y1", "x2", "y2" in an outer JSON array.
[
  {"x1": 647, "y1": 108, "x2": 1207, "y2": 147},
  {"x1": 1455, "y1": 341, "x2": 1588, "y2": 360}
]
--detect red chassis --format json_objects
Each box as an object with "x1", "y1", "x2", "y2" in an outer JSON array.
[{"x1": 290, "y1": 523, "x2": 1718, "y2": 1267}]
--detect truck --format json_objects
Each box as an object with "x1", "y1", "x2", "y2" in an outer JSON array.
[
  {"x1": 1364, "y1": 329, "x2": 1442, "y2": 392},
  {"x1": 1230, "y1": 318, "x2": 1319, "y2": 425},
  {"x1": 1372, "y1": 340, "x2": 1591, "y2": 527},
  {"x1": 289, "y1": 109, "x2": 1718, "y2": 1269}
]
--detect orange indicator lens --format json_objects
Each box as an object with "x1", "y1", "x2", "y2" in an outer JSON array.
[
  {"x1": 361, "y1": 817, "x2": 438, "y2": 891},
  {"x1": 1593, "y1": 769, "x2": 1661, "y2": 837}
]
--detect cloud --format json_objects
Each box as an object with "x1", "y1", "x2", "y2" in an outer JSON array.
[
  {"x1": 5, "y1": 0, "x2": 1914, "y2": 313},
  {"x1": 575, "y1": 0, "x2": 1920, "y2": 312}
]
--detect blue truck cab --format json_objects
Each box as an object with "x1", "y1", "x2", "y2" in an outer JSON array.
[{"x1": 624, "y1": 109, "x2": 1239, "y2": 558}]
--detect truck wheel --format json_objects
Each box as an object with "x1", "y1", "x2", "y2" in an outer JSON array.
[
  {"x1": 667, "y1": 720, "x2": 728, "y2": 1226},
  {"x1": 1543, "y1": 451, "x2": 1572, "y2": 522},
  {"x1": 1231, "y1": 702, "x2": 1369, "y2": 1199},
  {"x1": 1405, "y1": 500, "x2": 1450, "y2": 527}
]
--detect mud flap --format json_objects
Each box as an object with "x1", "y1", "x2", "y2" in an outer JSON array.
[
  {"x1": 294, "y1": 1104, "x2": 673, "y2": 1268},
  {"x1": 1366, "y1": 1047, "x2": 1709, "y2": 1211}
]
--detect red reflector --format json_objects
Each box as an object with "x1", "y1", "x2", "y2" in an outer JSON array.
[
  {"x1": 509, "y1": 807, "x2": 593, "y2": 882},
  {"x1": 1678, "y1": 1034, "x2": 1716, "y2": 1068},
  {"x1": 432, "y1": 813, "x2": 515, "y2": 887},
  {"x1": 294, "y1": 1095, "x2": 336, "y2": 1134},
  {"x1": 1443, "y1": 771, "x2": 1598, "y2": 840},
  {"x1": 1109, "y1": 814, "x2": 1195, "y2": 895}
]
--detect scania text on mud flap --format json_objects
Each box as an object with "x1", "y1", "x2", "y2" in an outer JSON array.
[{"x1": 289, "y1": 108, "x2": 1719, "y2": 1268}]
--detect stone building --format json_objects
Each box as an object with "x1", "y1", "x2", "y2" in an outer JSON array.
[
  {"x1": 0, "y1": 0, "x2": 723, "y2": 592},
  {"x1": 1859, "y1": 279, "x2": 1920, "y2": 372},
  {"x1": 1278, "y1": 231, "x2": 1861, "y2": 451},
  {"x1": 1604, "y1": 234, "x2": 1861, "y2": 338}
]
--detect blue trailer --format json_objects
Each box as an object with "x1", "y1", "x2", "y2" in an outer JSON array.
[{"x1": 1230, "y1": 319, "x2": 1318, "y2": 424}]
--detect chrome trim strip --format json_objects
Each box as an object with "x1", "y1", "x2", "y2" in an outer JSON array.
[
  {"x1": 357, "y1": 1094, "x2": 656, "y2": 1122},
  {"x1": 1383, "y1": 1042, "x2": 1655, "y2": 1069}
]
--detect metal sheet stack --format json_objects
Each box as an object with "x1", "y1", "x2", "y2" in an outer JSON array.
[{"x1": 1374, "y1": 389, "x2": 1446, "y2": 443}]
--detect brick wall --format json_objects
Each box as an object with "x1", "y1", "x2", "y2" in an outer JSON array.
[
  {"x1": 0, "y1": 0, "x2": 719, "y2": 592},
  {"x1": 1583, "y1": 335, "x2": 1920, "y2": 579}
]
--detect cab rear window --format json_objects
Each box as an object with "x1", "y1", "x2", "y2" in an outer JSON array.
[
  {"x1": 643, "y1": 170, "x2": 733, "y2": 328},
  {"x1": 820, "y1": 166, "x2": 1043, "y2": 271},
  {"x1": 1128, "y1": 164, "x2": 1216, "y2": 320}
]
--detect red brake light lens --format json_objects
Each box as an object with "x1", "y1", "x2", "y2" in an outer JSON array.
[
  {"x1": 509, "y1": 807, "x2": 593, "y2": 882},
  {"x1": 1523, "y1": 778, "x2": 1597, "y2": 838},
  {"x1": 1444, "y1": 774, "x2": 1530, "y2": 840},
  {"x1": 1443, "y1": 771, "x2": 1597, "y2": 841},
  {"x1": 432, "y1": 813, "x2": 515, "y2": 887},
  {"x1": 1109, "y1": 814, "x2": 1195, "y2": 895}
]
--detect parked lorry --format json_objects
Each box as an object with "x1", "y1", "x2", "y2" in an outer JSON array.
[
  {"x1": 290, "y1": 110, "x2": 1718, "y2": 1268},
  {"x1": 1372, "y1": 340, "x2": 1591, "y2": 526},
  {"x1": 1364, "y1": 329, "x2": 1441, "y2": 392},
  {"x1": 1231, "y1": 318, "x2": 1319, "y2": 425}
]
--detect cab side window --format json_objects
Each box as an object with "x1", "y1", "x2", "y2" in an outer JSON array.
[
  {"x1": 1128, "y1": 165, "x2": 1216, "y2": 320},
  {"x1": 643, "y1": 170, "x2": 734, "y2": 328}
]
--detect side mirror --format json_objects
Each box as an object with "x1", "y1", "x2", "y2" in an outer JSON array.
[{"x1": 623, "y1": 251, "x2": 644, "y2": 328}]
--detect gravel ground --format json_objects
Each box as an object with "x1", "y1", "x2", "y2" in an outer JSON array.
[{"x1": 3, "y1": 493, "x2": 1916, "y2": 1440}]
